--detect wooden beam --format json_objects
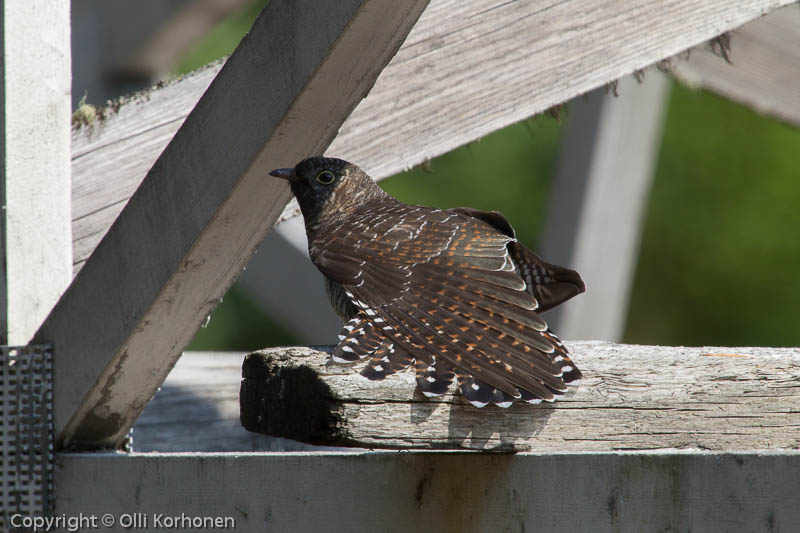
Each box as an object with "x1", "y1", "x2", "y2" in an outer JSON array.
[
  {"x1": 70, "y1": 0, "x2": 796, "y2": 273},
  {"x1": 540, "y1": 73, "x2": 670, "y2": 341},
  {"x1": 241, "y1": 342, "x2": 800, "y2": 452},
  {"x1": 71, "y1": 63, "x2": 222, "y2": 273},
  {"x1": 1, "y1": 0, "x2": 72, "y2": 344},
  {"x1": 672, "y1": 4, "x2": 800, "y2": 128},
  {"x1": 56, "y1": 451, "x2": 800, "y2": 531},
  {"x1": 35, "y1": 0, "x2": 431, "y2": 450}
]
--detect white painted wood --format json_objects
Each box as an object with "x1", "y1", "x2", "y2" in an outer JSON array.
[
  {"x1": 70, "y1": 0, "x2": 796, "y2": 273},
  {"x1": 0, "y1": 0, "x2": 72, "y2": 344},
  {"x1": 540, "y1": 74, "x2": 670, "y2": 341},
  {"x1": 242, "y1": 342, "x2": 800, "y2": 452},
  {"x1": 673, "y1": 4, "x2": 800, "y2": 128},
  {"x1": 56, "y1": 450, "x2": 800, "y2": 532},
  {"x1": 35, "y1": 0, "x2": 431, "y2": 450}
]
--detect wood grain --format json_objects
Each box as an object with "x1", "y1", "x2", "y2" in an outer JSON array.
[
  {"x1": 1, "y1": 0, "x2": 72, "y2": 344},
  {"x1": 70, "y1": 0, "x2": 796, "y2": 273},
  {"x1": 71, "y1": 63, "x2": 221, "y2": 272},
  {"x1": 37, "y1": 0, "x2": 431, "y2": 450},
  {"x1": 242, "y1": 342, "x2": 800, "y2": 451},
  {"x1": 57, "y1": 450, "x2": 800, "y2": 532}
]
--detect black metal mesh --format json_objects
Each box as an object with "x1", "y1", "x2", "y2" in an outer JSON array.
[{"x1": 0, "y1": 345, "x2": 53, "y2": 529}]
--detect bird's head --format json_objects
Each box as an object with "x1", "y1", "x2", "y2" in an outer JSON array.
[{"x1": 270, "y1": 156, "x2": 386, "y2": 226}]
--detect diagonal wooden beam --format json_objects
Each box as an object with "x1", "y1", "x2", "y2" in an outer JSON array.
[
  {"x1": 35, "y1": 0, "x2": 430, "y2": 450},
  {"x1": 70, "y1": 0, "x2": 797, "y2": 273},
  {"x1": 673, "y1": 4, "x2": 800, "y2": 128}
]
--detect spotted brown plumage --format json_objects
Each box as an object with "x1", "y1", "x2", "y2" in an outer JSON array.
[{"x1": 270, "y1": 156, "x2": 585, "y2": 407}]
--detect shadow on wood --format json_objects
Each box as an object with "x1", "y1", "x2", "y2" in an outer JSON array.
[
  {"x1": 240, "y1": 348, "x2": 348, "y2": 446},
  {"x1": 240, "y1": 347, "x2": 555, "y2": 451},
  {"x1": 132, "y1": 351, "x2": 323, "y2": 452},
  {"x1": 444, "y1": 394, "x2": 558, "y2": 452},
  {"x1": 135, "y1": 382, "x2": 275, "y2": 452}
]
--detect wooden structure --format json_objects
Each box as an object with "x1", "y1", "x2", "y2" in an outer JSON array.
[
  {"x1": 241, "y1": 342, "x2": 800, "y2": 452},
  {"x1": 3, "y1": 0, "x2": 800, "y2": 531},
  {"x1": 672, "y1": 6, "x2": 800, "y2": 129}
]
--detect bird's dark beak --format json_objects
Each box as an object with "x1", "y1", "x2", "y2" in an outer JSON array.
[{"x1": 269, "y1": 167, "x2": 300, "y2": 182}]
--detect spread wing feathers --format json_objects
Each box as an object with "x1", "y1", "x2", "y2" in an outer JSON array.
[
  {"x1": 333, "y1": 314, "x2": 416, "y2": 380},
  {"x1": 332, "y1": 314, "x2": 384, "y2": 362},
  {"x1": 454, "y1": 371, "x2": 524, "y2": 408},
  {"x1": 316, "y1": 205, "x2": 579, "y2": 406},
  {"x1": 509, "y1": 242, "x2": 586, "y2": 313},
  {"x1": 360, "y1": 341, "x2": 414, "y2": 380},
  {"x1": 542, "y1": 329, "x2": 583, "y2": 383},
  {"x1": 415, "y1": 357, "x2": 455, "y2": 397},
  {"x1": 344, "y1": 277, "x2": 565, "y2": 402},
  {"x1": 449, "y1": 207, "x2": 585, "y2": 312}
]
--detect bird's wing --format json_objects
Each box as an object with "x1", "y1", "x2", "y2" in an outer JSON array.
[
  {"x1": 313, "y1": 205, "x2": 579, "y2": 405},
  {"x1": 332, "y1": 312, "x2": 414, "y2": 380},
  {"x1": 448, "y1": 207, "x2": 585, "y2": 312}
]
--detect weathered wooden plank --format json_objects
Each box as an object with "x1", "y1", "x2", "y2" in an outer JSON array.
[
  {"x1": 541, "y1": 74, "x2": 670, "y2": 341},
  {"x1": 673, "y1": 4, "x2": 800, "y2": 128},
  {"x1": 70, "y1": 0, "x2": 796, "y2": 273},
  {"x1": 56, "y1": 451, "x2": 800, "y2": 532},
  {"x1": 1, "y1": 0, "x2": 72, "y2": 344},
  {"x1": 241, "y1": 342, "x2": 800, "y2": 452},
  {"x1": 71, "y1": 63, "x2": 221, "y2": 272},
  {"x1": 36, "y1": 0, "x2": 431, "y2": 450}
]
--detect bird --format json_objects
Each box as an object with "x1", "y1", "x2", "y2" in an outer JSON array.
[{"x1": 269, "y1": 156, "x2": 585, "y2": 408}]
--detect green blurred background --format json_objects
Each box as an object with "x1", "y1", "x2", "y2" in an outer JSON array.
[{"x1": 185, "y1": 1, "x2": 800, "y2": 351}]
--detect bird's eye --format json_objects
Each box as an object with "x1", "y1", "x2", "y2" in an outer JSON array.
[{"x1": 315, "y1": 170, "x2": 336, "y2": 185}]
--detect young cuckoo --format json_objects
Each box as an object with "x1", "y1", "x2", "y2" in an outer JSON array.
[{"x1": 270, "y1": 156, "x2": 584, "y2": 407}]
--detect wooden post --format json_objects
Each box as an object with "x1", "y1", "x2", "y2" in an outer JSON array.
[
  {"x1": 0, "y1": 0, "x2": 72, "y2": 344},
  {"x1": 540, "y1": 73, "x2": 670, "y2": 341},
  {"x1": 36, "y1": 0, "x2": 431, "y2": 450}
]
